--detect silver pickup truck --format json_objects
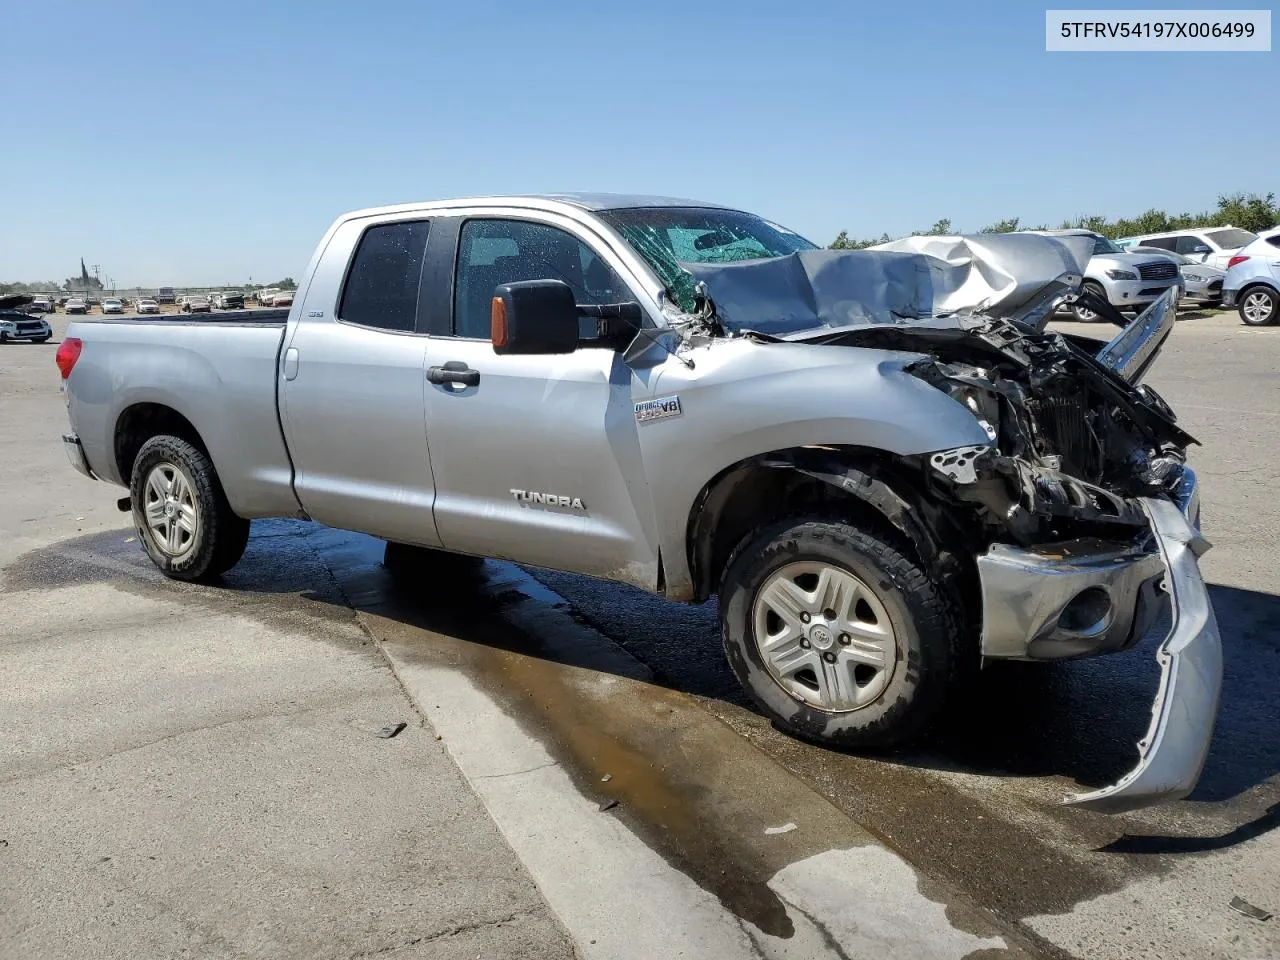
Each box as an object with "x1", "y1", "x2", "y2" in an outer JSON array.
[{"x1": 57, "y1": 194, "x2": 1221, "y2": 811}]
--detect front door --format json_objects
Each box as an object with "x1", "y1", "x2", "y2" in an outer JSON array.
[
  {"x1": 280, "y1": 218, "x2": 443, "y2": 547},
  {"x1": 421, "y1": 215, "x2": 663, "y2": 587}
]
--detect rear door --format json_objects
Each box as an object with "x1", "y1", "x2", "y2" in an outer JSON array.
[
  {"x1": 279, "y1": 217, "x2": 443, "y2": 547},
  {"x1": 418, "y1": 213, "x2": 664, "y2": 586}
]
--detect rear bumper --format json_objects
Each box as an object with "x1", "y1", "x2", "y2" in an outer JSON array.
[
  {"x1": 978, "y1": 466, "x2": 1223, "y2": 811},
  {"x1": 62, "y1": 433, "x2": 98, "y2": 480}
]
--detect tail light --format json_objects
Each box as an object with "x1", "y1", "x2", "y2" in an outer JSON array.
[
  {"x1": 1227, "y1": 255, "x2": 1250, "y2": 269},
  {"x1": 55, "y1": 337, "x2": 83, "y2": 379}
]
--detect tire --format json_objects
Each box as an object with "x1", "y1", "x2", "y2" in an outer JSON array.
[
  {"x1": 1072, "y1": 282, "x2": 1109, "y2": 322},
  {"x1": 130, "y1": 435, "x2": 250, "y2": 582},
  {"x1": 1238, "y1": 286, "x2": 1279, "y2": 327},
  {"x1": 718, "y1": 515, "x2": 966, "y2": 749},
  {"x1": 35, "y1": 336, "x2": 51, "y2": 344}
]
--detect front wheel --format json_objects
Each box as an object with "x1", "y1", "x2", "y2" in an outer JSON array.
[
  {"x1": 1239, "y1": 287, "x2": 1279, "y2": 326},
  {"x1": 718, "y1": 516, "x2": 966, "y2": 749},
  {"x1": 130, "y1": 435, "x2": 250, "y2": 582},
  {"x1": 1071, "y1": 282, "x2": 1109, "y2": 322}
]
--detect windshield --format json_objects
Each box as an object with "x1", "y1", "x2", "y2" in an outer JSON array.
[
  {"x1": 1206, "y1": 228, "x2": 1256, "y2": 250},
  {"x1": 1091, "y1": 235, "x2": 1123, "y2": 255},
  {"x1": 598, "y1": 207, "x2": 816, "y2": 312}
]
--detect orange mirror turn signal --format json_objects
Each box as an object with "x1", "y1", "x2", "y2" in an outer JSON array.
[{"x1": 491, "y1": 296, "x2": 508, "y2": 351}]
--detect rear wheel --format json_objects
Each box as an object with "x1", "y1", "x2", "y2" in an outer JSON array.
[
  {"x1": 1072, "y1": 282, "x2": 1109, "y2": 322},
  {"x1": 130, "y1": 435, "x2": 249, "y2": 582},
  {"x1": 718, "y1": 515, "x2": 965, "y2": 748},
  {"x1": 1239, "y1": 286, "x2": 1279, "y2": 326}
]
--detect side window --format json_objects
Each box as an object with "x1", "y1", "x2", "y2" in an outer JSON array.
[
  {"x1": 1267, "y1": 236, "x2": 1280, "y2": 249},
  {"x1": 453, "y1": 219, "x2": 630, "y2": 340},
  {"x1": 338, "y1": 220, "x2": 430, "y2": 332},
  {"x1": 1173, "y1": 235, "x2": 1204, "y2": 255},
  {"x1": 1142, "y1": 237, "x2": 1176, "y2": 250}
]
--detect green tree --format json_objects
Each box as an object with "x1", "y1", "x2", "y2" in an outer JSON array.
[{"x1": 980, "y1": 217, "x2": 1020, "y2": 234}]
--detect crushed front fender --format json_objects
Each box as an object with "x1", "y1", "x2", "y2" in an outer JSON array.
[{"x1": 1064, "y1": 494, "x2": 1223, "y2": 813}]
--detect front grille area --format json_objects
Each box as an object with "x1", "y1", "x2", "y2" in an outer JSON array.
[
  {"x1": 1037, "y1": 396, "x2": 1102, "y2": 481},
  {"x1": 1138, "y1": 260, "x2": 1178, "y2": 281}
]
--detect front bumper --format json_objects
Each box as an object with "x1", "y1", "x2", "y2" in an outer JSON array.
[
  {"x1": 1104, "y1": 277, "x2": 1180, "y2": 308},
  {"x1": 978, "y1": 468, "x2": 1222, "y2": 811}
]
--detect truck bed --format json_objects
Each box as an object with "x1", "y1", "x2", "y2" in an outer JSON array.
[{"x1": 64, "y1": 314, "x2": 300, "y2": 520}]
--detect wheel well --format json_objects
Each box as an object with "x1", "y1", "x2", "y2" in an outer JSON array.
[
  {"x1": 686, "y1": 447, "x2": 949, "y2": 603},
  {"x1": 114, "y1": 403, "x2": 210, "y2": 483},
  {"x1": 1238, "y1": 282, "x2": 1279, "y2": 301}
]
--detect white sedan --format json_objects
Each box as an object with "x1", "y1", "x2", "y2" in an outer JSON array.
[
  {"x1": 268, "y1": 290, "x2": 295, "y2": 306},
  {"x1": 136, "y1": 298, "x2": 161, "y2": 315},
  {"x1": 102, "y1": 298, "x2": 124, "y2": 314}
]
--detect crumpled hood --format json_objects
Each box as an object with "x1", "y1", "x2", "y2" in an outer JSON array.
[{"x1": 680, "y1": 233, "x2": 1093, "y2": 337}]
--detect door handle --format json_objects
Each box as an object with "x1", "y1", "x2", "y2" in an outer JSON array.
[
  {"x1": 427, "y1": 361, "x2": 480, "y2": 387},
  {"x1": 283, "y1": 347, "x2": 299, "y2": 381}
]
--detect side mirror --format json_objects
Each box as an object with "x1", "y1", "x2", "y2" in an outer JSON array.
[{"x1": 491, "y1": 280, "x2": 580, "y2": 355}]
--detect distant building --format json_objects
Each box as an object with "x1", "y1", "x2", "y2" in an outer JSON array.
[{"x1": 64, "y1": 258, "x2": 104, "y2": 294}]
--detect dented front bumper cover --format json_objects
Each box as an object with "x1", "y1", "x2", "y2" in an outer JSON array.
[
  {"x1": 1063, "y1": 494, "x2": 1222, "y2": 812},
  {"x1": 977, "y1": 472, "x2": 1222, "y2": 812}
]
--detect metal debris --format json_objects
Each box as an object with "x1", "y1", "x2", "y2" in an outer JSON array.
[
  {"x1": 600, "y1": 773, "x2": 613, "y2": 783},
  {"x1": 598, "y1": 799, "x2": 619, "y2": 812},
  {"x1": 764, "y1": 823, "x2": 798, "y2": 835},
  {"x1": 1229, "y1": 896, "x2": 1273, "y2": 922},
  {"x1": 375, "y1": 722, "x2": 407, "y2": 739}
]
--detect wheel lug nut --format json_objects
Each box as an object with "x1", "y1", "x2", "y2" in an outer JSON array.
[
  {"x1": 799, "y1": 639, "x2": 810, "y2": 648},
  {"x1": 823, "y1": 652, "x2": 837, "y2": 663},
  {"x1": 839, "y1": 634, "x2": 851, "y2": 645},
  {"x1": 800, "y1": 612, "x2": 810, "y2": 623}
]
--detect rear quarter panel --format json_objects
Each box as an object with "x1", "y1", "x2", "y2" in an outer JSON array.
[{"x1": 64, "y1": 318, "x2": 300, "y2": 518}]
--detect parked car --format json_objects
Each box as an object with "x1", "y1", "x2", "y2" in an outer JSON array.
[
  {"x1": 211, "y1": 291, "x2": 246, "y2": 309},
  {"x1": 255, "y1": 288, "x2": 281, "y2": 305},
  {"x1": 268, "y1": 290, "x2": 294, "y2": 307},
  {"x1": 181, "y1": 295, "x2": 212, "y2": 313},
  {"x1": 155, "y1": 287, "x2": 177, "y2": 304},
  {"x1": 28, "y1": 297, "x2": 55, "y2": 314},
  {"x1": 65, "y1": 297, "x2": 88, "y2": 315},
  {"x1": 136, "y1": 298, "x2": 161, "y2": 315},
  {"x1": 1120, "y1": 226, "x2": 1258, "y2": 271},
  {"x1": 1128, "y1": 246, "x2": 1225, "y2": 307},
  {"x1": 102, "y1": 297, "x2": 124, "y2": 315},
  {"x1": 58, "y1": 193, "x2": 1219, "y2": 813},
  {"x1": 1028, "y1": 229, "x2": 1182, "y2": 321},
  {"x1": 0, "y1": 294, "x2": 52, "y2": 342},
  {"x1": 1221, "y1": 227, "x2": 1280, "y2": 326}
]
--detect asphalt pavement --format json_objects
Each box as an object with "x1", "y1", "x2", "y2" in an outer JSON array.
[{"x1": 1, "y1": 307, "x2": 1276, "y2": 959}]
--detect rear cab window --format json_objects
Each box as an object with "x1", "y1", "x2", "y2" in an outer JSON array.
[{"x1": 338, "y1": 220, "x2": 431, "y2": 332}]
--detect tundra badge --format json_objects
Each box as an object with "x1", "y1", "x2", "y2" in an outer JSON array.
[
  {"x1": 635, "y1": 395, "x2": 682, "y2": 423},
  {"x1": 511, "y1": 490, "x2": 585, "y2": 510}
]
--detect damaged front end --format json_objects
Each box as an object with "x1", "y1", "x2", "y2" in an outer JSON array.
[{"x1": 820, "y1": 289, "x2": 1222, "y2": 812}]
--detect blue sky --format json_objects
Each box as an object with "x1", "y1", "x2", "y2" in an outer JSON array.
[{"x1": 2, "y1": 0, "x2": 1275, "y2": 286}]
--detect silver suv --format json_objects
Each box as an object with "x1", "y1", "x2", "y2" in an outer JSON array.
[{"x1": 1221, "y1": 226, "x2": 1280, "y2": 325}]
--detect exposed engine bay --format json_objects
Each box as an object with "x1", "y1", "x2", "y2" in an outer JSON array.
[{"x1": 813, "y1": 306, "x2": 1195, "y2": 546}]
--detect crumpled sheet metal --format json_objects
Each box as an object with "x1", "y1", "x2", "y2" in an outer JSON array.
[
  {"x1": 680, "y1": 233, "x2": 1092, "y2": 336},
  {"x1": 1064, "y1": 495, "x2": 1223, "y2": 812}
]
